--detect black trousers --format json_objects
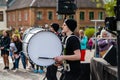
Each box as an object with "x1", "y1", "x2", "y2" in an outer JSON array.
[
  {"x1": 46, "y1": 65, "x2": 58, "y2": 80},
  {"x1": 60, "y1": 71, "x2": 80, "y2": 80}
]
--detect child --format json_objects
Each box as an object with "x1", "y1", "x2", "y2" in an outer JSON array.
[{"x1": 9, "y1": 40, "x2": 17, "y2": 70}]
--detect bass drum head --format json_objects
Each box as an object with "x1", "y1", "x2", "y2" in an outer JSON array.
[
  {"x1": 22, "y1": 27, "x2": 44, "y2": 57},
  {"x1": 27, "y1": 31, "x2": 62, "y2": 66}
]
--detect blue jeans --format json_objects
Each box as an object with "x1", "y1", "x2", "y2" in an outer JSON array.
[
  {"x1": 14, "y1": 57, "x2": 20, "y2": 69},
  {"x1": 20, "y1": 52, "x2": 26, "y2": 69}
]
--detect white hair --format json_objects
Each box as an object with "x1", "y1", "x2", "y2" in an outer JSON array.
[{"x1": 100, "y1": 29, "x2": 111, "y2": 38}]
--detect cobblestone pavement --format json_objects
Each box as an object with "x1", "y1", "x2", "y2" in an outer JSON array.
[{"x1": 0, "y1": 50, "x2": 94, "y2": 80}]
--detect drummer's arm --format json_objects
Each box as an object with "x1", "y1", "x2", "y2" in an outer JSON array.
[
  {"x1": 63, "y1": 49, "x2": 80, "y2": 61},
  {"x1": 55, "y1": 49, "x2": 81, "y2": 62}
]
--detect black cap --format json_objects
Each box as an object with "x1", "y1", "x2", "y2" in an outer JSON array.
[
  {"x1": 65, "y1": 19, "x2": 77, "y2": 32},
  {"x1": 51, "y1": 23, "x2": 59, "y2": 32}
]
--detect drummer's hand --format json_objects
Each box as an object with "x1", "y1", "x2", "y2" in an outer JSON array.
[{"x1": 54, "y1": 55, "x2": 64, "y2": 62}]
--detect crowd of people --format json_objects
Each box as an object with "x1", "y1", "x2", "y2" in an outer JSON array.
[
  {"x1": 0, "y1": 30, "x2": 45, "y2": 73},
  {"x1": 0, "y1": 18, "x2": 116, "y2": 80}
]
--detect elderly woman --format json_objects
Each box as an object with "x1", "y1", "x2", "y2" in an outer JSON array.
[{"x1": 97, "y1": 29, "x2": 115, "y2": 57}]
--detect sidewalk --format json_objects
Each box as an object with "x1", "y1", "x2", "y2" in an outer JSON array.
[{"x1": 0, "y1": 49, "x2": 94, "y2": 80}]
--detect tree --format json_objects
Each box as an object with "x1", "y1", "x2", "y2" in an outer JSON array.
[{"x1": 104, "y1": 0, "x2": 117, "y2": 17}]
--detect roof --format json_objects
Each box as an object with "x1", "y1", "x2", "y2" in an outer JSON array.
[
  {"x1": 7, "y1": 0, "x2": 104, "y2": 11},
  {"x1": 7, "y1": 0, "x2": 33, "y2": 10},
  {"x1": 76, "y1": 0, "x2": 104, "y2": 8},
  {"x1": 32, "y1": 0, "x2": 56, "y2": 8},
  {"x1": 0, "y1": 0, "x2": 7, "y2": 6}
]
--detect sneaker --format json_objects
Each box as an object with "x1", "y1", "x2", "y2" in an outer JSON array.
[
  {"x1": 11, "y1": 67, "x2": 15, "y2": 70},
  {"x1": 33, "y1": 70, "x2": 38, "y2": 73},
  {"x1": 27, "y1": 66, "x2": 34, "y2": 71},
  {"x1": 38, "y1": 70, "x2": 44, "y2": 74},
  {"x1": 6, "y1": 67, "x2": 9, "y2": 70},
  {"x1": 3, "y1": 67, "x2": 7, "y2": 70},
  {"x1": 13, "y1": 68, "x2": 18, "y2": 72},
  {"x1": 4, "y1": 67, "x2": 9, "y2": 70}
]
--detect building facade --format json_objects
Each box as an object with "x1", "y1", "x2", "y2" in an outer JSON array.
[
  {"x1": 7, "y1": 0, "x2": 105, "y2": 30},
  {"x1": 0, "y1": 0, "x2": 8, "y2": 30}
]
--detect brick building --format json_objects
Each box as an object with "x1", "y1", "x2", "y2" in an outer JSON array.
[{"x1": 7, "y1": 0, "x2": 105, "y2": 30}]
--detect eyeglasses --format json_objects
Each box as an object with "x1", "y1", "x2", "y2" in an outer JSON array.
[{"x1": 103, "y1": 34, "x2": 107, "y2": 35}]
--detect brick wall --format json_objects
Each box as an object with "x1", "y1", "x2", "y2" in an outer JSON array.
[{"x1": 7, "y1": 7, "x2": 105, "y2": 30}]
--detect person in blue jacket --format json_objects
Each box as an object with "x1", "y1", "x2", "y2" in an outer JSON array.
[{"x1": 79, "y1": 30, "x2": 88, "y2": 61}]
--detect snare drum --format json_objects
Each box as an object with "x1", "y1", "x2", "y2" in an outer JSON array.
[{"x1": 22, "y1": 27, "x2": 62, "y2": 66}]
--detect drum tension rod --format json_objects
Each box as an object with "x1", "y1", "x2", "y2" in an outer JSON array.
[{"x1": 38, "y1": 57, "x2": 54, "y2": 59}]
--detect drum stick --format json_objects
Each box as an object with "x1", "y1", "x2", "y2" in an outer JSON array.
[{"x1": 38, "y1": 57, "x2": 54, "y2": 59}]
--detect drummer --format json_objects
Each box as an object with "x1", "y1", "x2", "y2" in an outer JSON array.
[
  {"x1": 54, "y1": 19, "x2": 81, "y2": 80},
  {"x1": 46, "y1": 23, "x2": 61, "y2": 80}
]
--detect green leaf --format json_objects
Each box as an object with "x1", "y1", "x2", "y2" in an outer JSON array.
[{"x1": 104, "y1": 0, "x2": 116, "y2": 17}]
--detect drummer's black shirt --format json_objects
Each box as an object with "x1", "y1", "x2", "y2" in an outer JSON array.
[{"x1": 65, "y1": 35, "x2": 81, "y2": 74}]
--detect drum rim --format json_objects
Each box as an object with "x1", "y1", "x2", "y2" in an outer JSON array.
[
  {"x1": 23, "y1": 27, "x2": 43, "y2": 39},
  {"x1": 25, "y1": 29, "x2": 63, "y2": 66}
]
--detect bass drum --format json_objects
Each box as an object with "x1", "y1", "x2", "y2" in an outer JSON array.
[{"x1": 22, "y1": 27, "x2": 62, "y2": 66}]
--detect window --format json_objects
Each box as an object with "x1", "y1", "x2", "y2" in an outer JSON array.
[
  {"x1": 18, "y1": 11, "x2": 21, "y2": 21},
  {"x1": 57, "y1": 15, "x2": 63, "y2": 20},
  {"x1": 80, "y1": 12, "x2": 85, "y2": 20},
  {"x1": 0, "y1": 11, "x2": 3, "y2": 21},
  {"x1": 37, "y1": 11, "x2": 42, "y2": 20},
  {"x1": 24, "y1": 11, "x2": 28, "y2": 21},
  {"x1": 13, "y1": 14, "x2": 15, "y2": 21},
  {"x1": 48, "y1": 11, "x2": 53, "y2": 20},
  {"x1": 98, "y1": 12, "x2": 103, "y2": 20},
  {"x1": 69, "y1": 15, "x2": 74, "y2": 19},
  {"x1": 89, "y1": 12, "x2": 94, "y2": 20}
]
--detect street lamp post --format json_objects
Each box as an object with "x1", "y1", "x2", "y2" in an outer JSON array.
[
  {"x1": 116, "y1": 0, "x2": 120, "y2": 80},
  {"x1": 91, "y1": 20, "x2": 104, "y2": 57}
]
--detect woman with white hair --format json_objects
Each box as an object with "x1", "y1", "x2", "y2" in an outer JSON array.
[{"x1": 97, "y1": 29, "x2": 113, "y2": 57}]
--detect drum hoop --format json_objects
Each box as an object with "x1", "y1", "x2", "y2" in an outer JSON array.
[
  {"x1": 23, "y1": 27, "x2": 44, "y2": 44},
  {"x1": 26, "y1": 29, "x2": 63, "y2": 66},
  {"x1": 26, "y1": 29, "x2": 63, "y2": 53},
  {"x1": 23, "y1": 27, "x2": 41, "y2": 40}
]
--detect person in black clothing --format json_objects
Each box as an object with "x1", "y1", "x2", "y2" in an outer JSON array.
[
  {"x1": 0, "y1": 30, "x2": 11, "y2": 70},
  {"x1": 12, "y1": 35, "x2": 22, "y2": 72},
  {"x1": 46, "y1": 23, "x2": 61, "y2": 80},
  {"x1": 54, "y1": 19, "x2": 81, "y2": 80}
]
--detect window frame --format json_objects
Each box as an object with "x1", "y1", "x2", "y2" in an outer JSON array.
[
  {"x1": 98, "y1": 12, "x2": 103, "y2": 20},
  {"x1": 18, "y1": 11, "x2": 22, "y2": 21},
  {"x1": 80, "y1": 11, "x2": 85, "y2": 20},
  {"x1": 0, "y1": 11, "x2": 4, "y2": 21},
  {"x1": 89, "y1": 12, "x2": 94, "y2": 20},
  {"x1": 36, "y1": 11, "x2": 42, "y2": 20},
  {"x1": 24, "y1": 11, "x2": 28, "y2": 21},
  {"x1": 48, "y1": 11, "x2": 53, "y2": 20},
  {"x1": 57, "y1": 14, "x2": 63, "y2": 20}
]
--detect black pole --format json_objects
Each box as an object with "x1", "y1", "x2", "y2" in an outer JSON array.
[{"x1": 116, "y1": 0, "x2": 120, "y2": 79}]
